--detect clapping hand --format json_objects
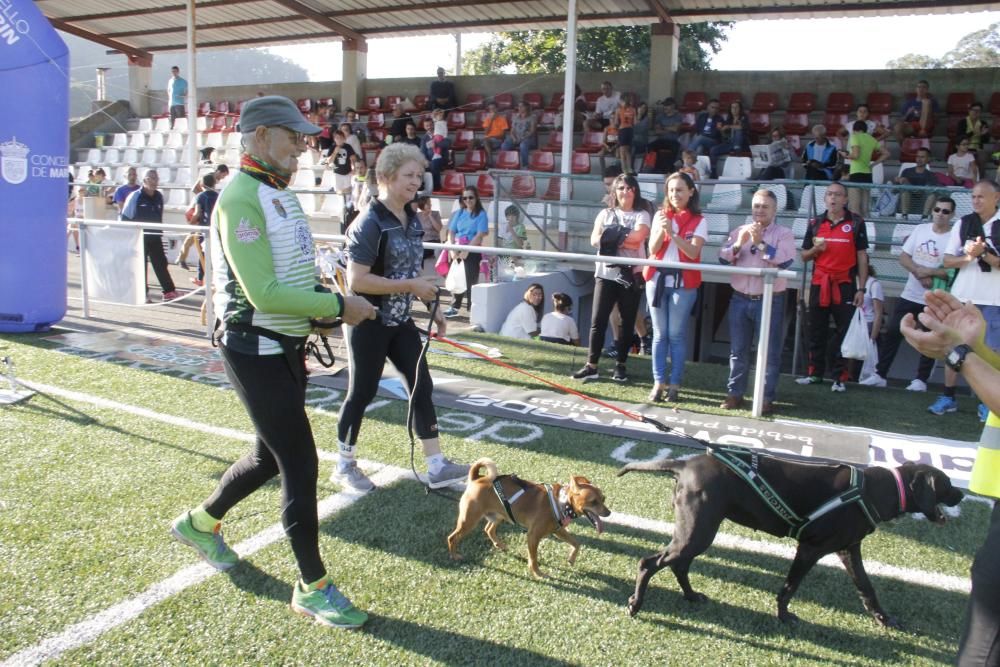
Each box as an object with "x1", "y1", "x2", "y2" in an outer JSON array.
[{"x1": 901, "y1": 290, "x2": 985, "y2": 359}]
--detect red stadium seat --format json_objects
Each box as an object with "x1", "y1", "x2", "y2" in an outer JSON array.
[
  {"x1": 822, "y1": 112, "x2": 849, "y2": 136},
  {"x1": 237, "y1": 99, "x2": 251, "y2": 114},
  {"x1": 365, "y1": 96, "x2": 381, "y2": 114},
  {"x1": 750, "y1": 92, "x2": 779, "y2": 112},
  {"x1": 787, "y1": 92, "x2": 816, "y2": 113},
  {"x1": 511, "y1": 174, "x2": 536, "y2": 198},
  {"x1": 825, "y1": 92, "x2": 854, "y2": 113},
  {"x1": 537, "y1": 111, "x2": 557, "y2": 129},
  {"x1": 451, "y1": 129, "x2": 474, "y2": 151},
  {"x1": 542, "y1": 176, "x2": 573, "y2": 200},
  {"x1": 467, "y1": 110, "x2": 487, "y2": 131},
  {"x1": 317, "y1": 97, "x2": 334, "y2": 107},
  {"x1": 213, "y1": 100, "x2": 231, "y2": 117},
  {"x1": 571, "y1": 151, "x2": 591, "y2": 174},
  {"x1": 446, "y1": 111, "x2": 466, "y2": 130},
  {"x1": 583, "y1": 91, "x2": 601, "y2": 111},
  {"x1": 678, "y1": 91, "x2": 707, "y2": 113},
  {"x1": 719, "y1": 92, "x2": 742, "y2": 108},
  {"x1": 494, "y1": 93, "x2": 514, "y2": 112},
  {"x1": 749, "y1": 111, "x2": 771, "y2": 136},
  {"x1": 476, "y1": 172, "x2": 495, "y2": 198},
  {"x1": 782, "y1": 112, "x2": 810, "y2": 136},
  {"x1": 496, "y1": 150, "x2": 521, "y2": 170},
  {"x1": 946, "y1": 115, "x2": 963, "y2": 140},
  {"x1": 197, "y1": 101, "x2": 212, "y2": 116},
  {"x1": 206, "y1": 115, "x2": 227, "y2": 133},
  {"x1": 461, "y1": 94, "x2": 485, "y2": 111},
  {"x1": 522, "y1": 92, "x2": 544, "y2": 110},
  {"x1": 433, "y1": 171, "x2": 466, "y2": 196},
  {"x1": 385, "y1": 95, "x2": 403, "y2": 111},
  {"x1": 989, "y1": 92, "x2": 1000, "y2": 116},
  {"x1": 363, "y1": 128, "x2": 386, "y2": 149},
  {"x1": 946, "y1": 92, "x2": 975, "y2": 116},
  {"x1": 297, "y1": 98, "x2": 312, "y2": 113},
  {"x1": 899, "y1": 137, "x2": 930, "y2": 163},
  {"x1": 545, "y1": 92, "x2": 564, "y2": 112},
  {"x1": 528, "y1": 150, "x2": 555, "y2": 172},
  {"x1": 456, "y1": 149, "x2": 486, "y2": 173},
  {"x1": 866, "y1": 92, "x2": 892, "y2": 114},
  {"x1": 542, "y1": 131, "x2": 563, "y2": 152},
  {"x1": 577, "y1": 131, "x2": 604, "y2": 154},
  {"x1": 366, "y1": 112, "x2": 385, "y2": 131},
  {"x1": 991, "y1": 117, "x2": 1000, "y2": 140},
  {"x1": 413, "y1": 95, "x2": 429, "y2": 112}
]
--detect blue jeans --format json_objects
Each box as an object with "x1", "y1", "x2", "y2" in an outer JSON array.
[
  {"x1": 646, "y1": 283, "x2": 698, "y2": 385},
  {"x1": 726, "y1": 291, "x2": 786, "y2": 402},
  {"x1": 687, "y1": 135, "x2": 719, "y2": 156},
  {"x1": 501, "y1": 136, "x2": 536, "y2": 169},
  {"x1": 980, "y1": 305, "x2": 1000, "y2": 351}
]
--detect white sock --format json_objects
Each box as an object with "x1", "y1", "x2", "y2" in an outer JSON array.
[
  {"x1": 337, "y1": 440, "x2": 355, "y2": 471},
  {"x1": 425, "y1": 453, "x2": 445, "y2": 474}
]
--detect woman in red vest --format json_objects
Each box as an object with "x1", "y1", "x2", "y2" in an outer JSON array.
[{"x1": 645, "y1": 172, "x2": 706, "y2": 402}]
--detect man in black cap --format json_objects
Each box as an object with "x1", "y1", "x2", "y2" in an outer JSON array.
[{"x1": 169, "y1": 95, "x2": 378, "y2": 630}]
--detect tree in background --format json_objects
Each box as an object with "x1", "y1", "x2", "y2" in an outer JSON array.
[
  {"x1": 464, "y1": 23, "x2": 732, "y2": 75},
  {"x1": 885, "y1": 22, "x2": 1000, "y2": 69}
]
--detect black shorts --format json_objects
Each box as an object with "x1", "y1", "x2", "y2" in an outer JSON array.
[{"x1": 617, "y1": 127, "x2": 634, "y2": 148}]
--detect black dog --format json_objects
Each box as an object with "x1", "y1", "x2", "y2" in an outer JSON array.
[{"x1": 618, "y1": 452, "x2": 963, "y2": 626}]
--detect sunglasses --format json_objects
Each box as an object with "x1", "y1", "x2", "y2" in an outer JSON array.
[{"x1": 932, "y1": 207, "x2": 953, "y2": 214}]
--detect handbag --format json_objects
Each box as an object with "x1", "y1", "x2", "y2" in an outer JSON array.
[
  {"x1": 434, "y1": 249, "x2": 450, "y2": 277},
  {"x1": 445, "y1": 259, "x2": 467, "y2": 294},
  {"x1": 840, "y1": 309, "x2": 869, "y2": 361}
]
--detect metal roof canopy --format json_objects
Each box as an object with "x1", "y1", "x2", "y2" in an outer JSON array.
[{"x1": 38, "y1": 0, "x2": 1000, "y2": 59}]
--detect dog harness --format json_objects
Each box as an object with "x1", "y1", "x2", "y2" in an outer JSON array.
[
  {"x1": 490, "y1": 478, "x2": 575, "y2": 527},
  {"x1": 709, "y1": 446, "x2": 881, "y2": 540}
]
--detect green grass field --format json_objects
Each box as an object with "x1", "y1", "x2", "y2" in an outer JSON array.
[{"x1": 0, "y1": 331, "x2": 987, "y2": 666}]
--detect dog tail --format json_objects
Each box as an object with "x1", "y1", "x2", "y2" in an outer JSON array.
[
  {"x1": 617, "y1": 458, "x2": 685, "y2": 478},
  {"x1": 469, "y1": 457, "x2": 498, "y2": 482}
]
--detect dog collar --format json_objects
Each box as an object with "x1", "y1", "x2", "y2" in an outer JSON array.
[
  {"x1": 545, "y1": 484, "x2": 574, "y2": 527},
  {"x1": 890, "y1": 467, "x2": 907, "y2": 513},
  {"x1": 558, "y1": 486, "x2": 577, "y2": 526}
]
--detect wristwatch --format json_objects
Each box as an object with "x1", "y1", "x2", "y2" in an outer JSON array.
[{"x1": 945, "y1": 344, "x2": 972, "y2": 372}]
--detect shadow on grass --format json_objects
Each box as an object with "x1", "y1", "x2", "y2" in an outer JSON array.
[{"x1": 225, "y1": 561, "x2": 291, "y2": 604}]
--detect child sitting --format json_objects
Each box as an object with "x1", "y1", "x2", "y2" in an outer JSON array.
[
  {"x1": 539, "y1": 293, "x2": 580, "y2": 346},
  {"x1": 947, "y1": 139, "x2": 979, "y2": 187},
  {"x1": 678, "y1": 149, "x2": 708, "y2": 182}
]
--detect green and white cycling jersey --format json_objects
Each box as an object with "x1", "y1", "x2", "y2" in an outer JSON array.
[{"x1": 211, "y1": 170, "x2": 340, "y2": 356}]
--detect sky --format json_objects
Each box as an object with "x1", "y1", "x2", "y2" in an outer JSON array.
[{"x1": 266, "y1": 10, "x2": 1000, "y2": 81}]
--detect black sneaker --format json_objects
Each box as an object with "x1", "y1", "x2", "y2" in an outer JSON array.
[
  {"x1": 612, "y1": 364, "x2": 628, "y2": 383},
  {"x1": 572, "y1": 365, "x2": 599, "y2": 381}
]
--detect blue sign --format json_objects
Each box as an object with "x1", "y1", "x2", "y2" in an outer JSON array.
[{"x1": 0, "y1": 0, "x2": 69, "y2": 332}]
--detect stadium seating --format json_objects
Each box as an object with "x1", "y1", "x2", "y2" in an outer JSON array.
[
  {"x1": 317, "y1": 97, "x2": 334, "y2": 107},
  {"x1": 826, "y1": 92, "x2": 854, "y2": 113},
  {"x1": 989, "y1": 92, "x2": 1000, "y2": 116},
  {"x1": 749, "y1": 112, "x2": 771, "y2": 137},
  {"x1": 545, "y1": 92, "x2": 563, "y2": 112},
  {"x1": 542, "y1": 176, "x2": 573, "y2": 200},
  {"x1": 750, "y1": 92, "x2": 779, "y2": 112},
  {"x1": 678, "y1": 91, "x2": 707, "y2": 113},
  {"x1": 446, "y1": 111, "x2": 466, "y2": 130},
  {"x1": 496, "y1": 150, "x2": 521, "y2": 170},
  {"x1": 476, "y1": 172, "x2": 495, "y2": 197},
  {"x1": 522, "y1": 92, "x2": 543, "y2": 110},
  {"x1": 528, "y1": 150, "x2": 555, "y2": 172},
  {"x1": 467, "y1": 110, "x2": 487, "y2": 130},
  {"x1": 456, "y1": 149, "x2": 486, "y2": 172},
  {"x1": 679, "y1": 111, "x2": 697, "y2": 134},
  {"x1": 297, "y1": 98, "x2": 312, "y2": 113},
  {"x1": 214, "y1": 101, "x2": 231, "y2": 117},
  {"x1": 866, "y1": 92, "x2": 892, "y2": 114},
  {"x1": 434, "y1": 171, "x2": 466, "y2": 195},
  {"x1": 462, "y1": 94, "x2": 485, "y2": 111},
  {"x1": 205, "y1": 116, "x2": 227, "y2": 133},
  {"x1": 365, "y1": 96, "x2": 381, "y2": 114},
  {"x1": 782, "y1": 112, "x2": 810, "y2": 136},
  {"x1": 197, "y1": 101, "x2": 212, "y2": 116},
  {"x1": 577, "y1": 131, "x2": 604, "y2": 154},
  {"x1": 413, "y1": 95, "x2": 429, "y2": 112},
  {"x1": 787, "y1": 92, "x2": 816, "y2": 113},
  {"x1": 582, "y1": 91, "x2": 601, "y2": 111},
  {"x1": 537, "y1": 111, "x2": 557, "y2": 129},
  {"x1": 571, "y1": 151, "x2": 591, "y2": 175},
  {"x1": 494, "y1": 93, "x2": 514, "y2": 112},
  {"x1": 542, "y1": 131, "x2": 563, "y2": 152},
  {"x1": 899, "y1": 136, "x2": 930, "y2": 162},
  {"x1": 719, "y1": 92, "x2": 742, "y2": 108},
  {"x1": 511, "y1": 174, "x2": 536, "y2": 198},
  {"x1": 945, "y1": 92, "x2": 974, "y2": 116},
  {"x1": 451, "y1": 129, "x2": 474, "y2": 151},
  {"x1": 822, "y1": 112, "x2": 849, "y2": 136},
  {"x1": 366, "y1": 112, "x2": 385, "y2": 130},
  {"x1": 386, "y1": 95, "x2": 404, "y2": 111},
  {"x1": 363, "y1": 128, "x2": 385, "y2": 149}
]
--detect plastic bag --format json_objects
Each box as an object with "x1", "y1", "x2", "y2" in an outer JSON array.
[
  {"x1": 841, "y1": 309, "x2": 869, "y2": 360},
  {"x1": 873, "y1": 189, "x2": 899, "y2": 217},
  {"x1": 445, "y1": 259, "x2": 467, "y2": 294},
  {"x1": 434, "y1": 249, "x2": 450, "y2": 277},
  {"x1": 859, "y1": 337, "x2": 879, "y2": 382}
]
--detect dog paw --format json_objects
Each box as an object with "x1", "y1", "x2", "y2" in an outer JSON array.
[
  {"x1": 491, "y1": 541, "x2": 507, "y2": 552},
  {"x1": 449, "y1": 552, "x2": 463, "y2": 561},
  {"x1": 684, "y1": 592, "x2": 708, "y2": 604},
  {"x1": 778, "y1": 610, "x2": 800, "y2": 625},
  {"x1": 626, "y1": 598, "x2": 641, "y2": 617},
  {"x1": 876, "y1": 614, "x2": 901, "y2": 629},
  {"x1": 531, "y1": 569, "x2": 549, "y2": 579}
]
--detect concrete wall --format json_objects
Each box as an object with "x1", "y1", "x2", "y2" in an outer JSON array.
[{"x1": 71, "y1": 100, "x2": 132, "y2": 153}]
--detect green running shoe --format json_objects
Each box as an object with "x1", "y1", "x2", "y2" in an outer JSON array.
[
  {"x1": 291, "y1": 579, "x2": 369, "y2": 629},
  {"x1": 170, "y1": 511, "x2": 239, "y2": 571}
]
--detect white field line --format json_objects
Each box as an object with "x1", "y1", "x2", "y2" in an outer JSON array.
[{"x1": 4, "y1": 381, "x2": 972, "y2": 665}]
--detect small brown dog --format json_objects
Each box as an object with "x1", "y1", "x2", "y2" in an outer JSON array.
[{"x1": 447, "y1": 458, "x2": 611, "y2": 578}]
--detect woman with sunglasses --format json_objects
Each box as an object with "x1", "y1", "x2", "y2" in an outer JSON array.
[
  {"x1": 443, "y1": 186, "x2": 489, "y2": 318},
  {"x1": 646, "y1": 172, "x2": 706, "y2": 402},
  {"x1": 572, "y1": 173, "x2": 651, "y2": 383}
]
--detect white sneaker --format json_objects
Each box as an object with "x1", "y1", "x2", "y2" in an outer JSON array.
[
  {"x1": 831, "y1": 381, "x2": 846, "y2": 393},
  {"x1": 859, "y1": 374, "x2": 887, "y2": 387},
  {"x1": 330, "y1": 462, "x2": 374, "y2": 492},
  {"x1": 906, "y1": 379, "x2": 928, "y2": 392}
]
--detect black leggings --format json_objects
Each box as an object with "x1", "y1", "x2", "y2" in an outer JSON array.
[
  {"x1": 204, "y1": 345, "x2": 324, "y2": 583},
  {"x1": 451, "y1": 252, "x2": 482, "y2": 311},
  {"x1": 958, "y1": 499, "x2": 1000, "y2": 666},
  {"x1": 876, "y1": 297, "x2": 936, "y2": 382},
  {"x1": 587, "y1": 277, "x2": 642, "y2": 366},
  {"x1": 144, "y1": 231, "x2": 175, "y2": 294},
  {"x1": 338, "y1": 318, "x2": 438, "y2": 447},
  {"x1": 806, "y1": 282, "x2": 856, "y2": 382}
]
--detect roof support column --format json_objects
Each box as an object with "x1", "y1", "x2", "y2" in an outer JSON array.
[
  {"x1": 649, "y1": 21, "x2": 679, "y2": 104},
  {"x1": 127, "y1": 53, "x2": 153, "y2": 118},
  {"x1": 184, "y1": 0, "x2": 198, "y2": 190},
  {"x1": 341, "y1": 38, "x2": 367, "y2": 112}
]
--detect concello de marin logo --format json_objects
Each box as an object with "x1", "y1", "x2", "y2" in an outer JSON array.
[{"x1": 1, "y1": 137, "x2": 29, "y2": 185}]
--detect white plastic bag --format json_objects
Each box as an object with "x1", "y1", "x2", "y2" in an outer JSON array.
[
  {"x1": 859, "y1": 337, "x2": 879, "y2": 382},
  {"x1": 841, "y1": 309, "x2": 869, "y2": 360},
  {"x1": 445, "y1": 258, "x2": 467, "y2": 295}
]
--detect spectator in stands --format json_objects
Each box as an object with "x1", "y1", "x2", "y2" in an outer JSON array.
[
  {"x1": 632, "y1": 101, "x2": 651, "y2": 168},
  {"x1": 120, "y1": 169, "x2": 178, "y2": 301},
  {"x1": 214, "y1": 164, "x2": 230, "y2": 190},
  {"x1": 842, "y1": 120, "x2": 885, "y2": 218},
  {"x1": 414, "y1": 194, "x2": 442, "y2": 265},
  {"x1": 419, "y1": 117, "x2": 444, "y2": 191},
  {"x1": 499, "y1": 204, "x2": 529, "y2": 252},
  {"x1": 861, "y1": 196, "x2": 956, "y2": 391},
  {"x1": 186, "y1": 173, "x2": 218, "y2": 287},
  {"x1": 317, "y1": 124, "x2": 333, "y2": 158},
  {"x1": 481, "y1": 101, "x2": 509, "y2": 167},
  {"x1": 648, "y1": 97, "x2": 682, "y2": 158},
  {"x1": 797, "y1": 181, "x2": 869, "y2": 392},
  {"x1": 938, "y1": 180, "x2": 1000, "y2": 421},
  {"x1": 678, "y1": 149, "x2": 708, "y2": 182},
  {"x1": 614, "y1": 92, "x2": 638, "y2": 174},
  {"x1": 329, "y1": 130, "x2": 358, "y2": 194},
  {"x1": 686, "y1": 99, "x2": 724, "y2": 161},
  {"x1": 802, "y1": 124, "x2": 838, "y2": 181},
  {"x1": 894, "y1": 146, "x2": 938, "y2": 215},
  {"x1": 343, "y1": 108, "x2": 364, "y2": 137},
  {"x1": 540, "y1": 293, "x2": 579, "y2": 346},
  {"x1": 893, "y1": 79, "x2": 938, "y2": 144},
  {"x1": 338, "y1": 123, "x2": 364, "y2": 164},
  {"x1": 590, "y1": 80, "x2": 620, "y2": 130},
  {"x1": 401, "y1": 121, "x2": 422, "y2": 148},
  {"x1": 708, "y1": 100, "x2": 750, "y2": 179},
  {"x1": 388, "y1": 103, "x2": 413, "y2": 143},
  {"x1": 429, "y1": 67, "x2": 458, "y2": 111},
  {"x1": 957, "y1": 101, "x2": 991, "y2": 176},
  {"x1": 600, "y1": 164, "x2": 623, "y2": 207},
  {"x1": 948, "y1": 139, "x2": 979, "y2": 187},
  {"x1": 500, "y1": 283, "x2": 544, "y2": 339},
  {"x1": 837, "y1": 103, "x2": 887, "y2": 145},
  {"x1": 502, "y1": 101, "x2": 538, "y2": 169},
  {"x1": 573, "y1": 172, "x2": 651, "y2": 384},
  {"x1": 760, "y1": 128, "x2": 793, "y2": 180},
  {"x1": 167, "y1": 65, "x2": 187, "y2": 130},
  {"x1": 718, "y1": 188, "x2": 796, "y2": 414},
  {"x1": 112, "y1": 166, "x2": 140, "y2": 212},
  {"x1": 443, "y1": 186, "x2": 489, "y2": 318},
  {"x1": 644, "y1": 172, "x2": 704, "y2": 402}
]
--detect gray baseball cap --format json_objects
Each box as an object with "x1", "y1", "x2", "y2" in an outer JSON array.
[{"x1": 238, "y1": 95, "x2": 323, "y2": 135}]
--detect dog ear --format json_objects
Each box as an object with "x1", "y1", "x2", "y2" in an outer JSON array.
[
  {"x1": 909, "y1": 470, "x2": 943, "y2": 522},
  {"x1": 570, "y1": 476, "x2": 591, "y2": 490}
]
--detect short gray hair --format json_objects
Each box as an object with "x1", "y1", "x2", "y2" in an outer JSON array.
[{"x1": 376, "y1": 143, "x2": 426, "y2": 184}]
